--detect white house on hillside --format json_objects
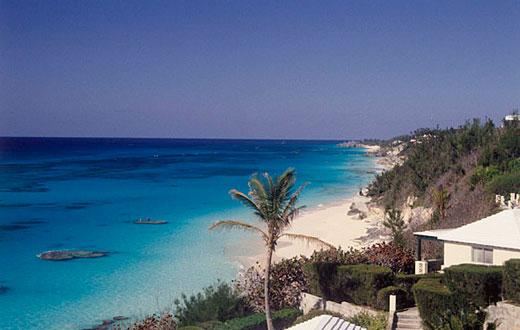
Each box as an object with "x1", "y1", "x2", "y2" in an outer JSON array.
[
  {"x1": 504, "y1": 113, "x2": 520, "y2": 122},
  {"x1": 413, "y1": 209, "x2": 520, "y2": 271}
]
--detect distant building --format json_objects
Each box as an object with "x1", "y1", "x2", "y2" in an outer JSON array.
[
  {"x1": 504, "y1": 113, "x2": 520, "y2": 122},
  {"x1": 414, "y1": 209, "x2": 520, "y2": 270}
]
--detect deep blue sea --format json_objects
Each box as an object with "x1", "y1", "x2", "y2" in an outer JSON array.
[{"x1": 0, "y1": 138, "x2": 377, "y2": 330}]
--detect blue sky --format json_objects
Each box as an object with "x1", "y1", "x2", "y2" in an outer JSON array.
[{"x1": 1, "y1": 1, "x2": 519, "y2": 139}]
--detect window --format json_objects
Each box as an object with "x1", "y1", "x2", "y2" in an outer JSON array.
[{"x1": 472, "y1": 246, "x2": 493, "y2": 264}]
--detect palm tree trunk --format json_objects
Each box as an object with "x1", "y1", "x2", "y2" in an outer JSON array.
[{"x1": 264, "y1": 244, "x2": 274, "y2": 330}]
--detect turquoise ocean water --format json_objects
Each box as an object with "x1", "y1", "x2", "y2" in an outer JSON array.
[{"x1": 0, "y1": 138, "x2": 377, "y2": 329}]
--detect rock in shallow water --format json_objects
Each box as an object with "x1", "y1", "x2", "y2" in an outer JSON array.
[
  {"x1": 37, "y1": 250, "x2": 109, "y2": 261},
  {"x1": 133, "y1": 218, "x2": 168, "y2": 224}
]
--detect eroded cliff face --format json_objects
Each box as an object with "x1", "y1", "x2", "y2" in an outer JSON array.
[
  {"x1": 368, "y1": 145, "x2": 497, "y2": 258},
  {"x1": 400, "y1": 195, "x2": 433, "y2": 228}
]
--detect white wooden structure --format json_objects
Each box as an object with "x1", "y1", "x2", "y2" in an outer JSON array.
[{"x1": 287, "y1": 315, "x2": 366, "y2": 330}]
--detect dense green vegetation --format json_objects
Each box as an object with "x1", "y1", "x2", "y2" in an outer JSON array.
[
  {"x1": 443, "y1": 264, "x2": 503, "y2": 308},
  {"x1": 412, "y1": 264, "x2": 505, "y2": 330},
  {"x1": 412, "y1": 278, "x2": 461, "y2": 329},
  {"x1": 303, "y1": 261, "x2": 444, "y2": 312},
  {"x1": 304, "y1": 263, "x2": 394, "y2": 308},
  {"x1": 346, "y1": 312, "x2": 387, "y2": 330},
  {"x1": 336, "y1": 264, "x2": 394, "y2": 307},
  {"x1": 212, "y1": 308, "x2": 300, "y2": 330},
  {"x1": 503, "y1": 259, "x2": 520, "y2": 304},
  {"x1": 375, "y1": 286, "x2": 407, "y2": 311},
  {"x1": 393, "y1": 273, "x2": 443, "y2": 309},
  {"x1": 368, "y1": 118, "x2": 519, "y2": 205},
  {"x1": 174, "y1": 281, "x2": 251, "y2": 327},
  {"x1": 367, "y1": 117, "x2": 519, "y2": 257}
]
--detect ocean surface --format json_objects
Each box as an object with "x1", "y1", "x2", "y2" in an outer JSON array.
[{"x1": 0, "y1": 138, "x2": 378, "y2": 330}]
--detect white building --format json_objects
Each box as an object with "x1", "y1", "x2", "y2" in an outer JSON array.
[
  {"x1": 504, "y1": 113, "x2": 520, "y2": 122},
  {"x1": 414, "y1": 209, "x2": 520, "y2": 269},
  {"x1": 287, "y1": 315, "x2": 366, "y2": 330}
]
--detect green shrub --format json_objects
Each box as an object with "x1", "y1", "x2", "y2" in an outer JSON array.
[
  {"x1": 485, "y1": 170, "x2": 520, "y2": 195},
  {"x1": 336, "y1": 264, "x2": 393, "y2": 307},
  {"x1": 394, "y1": 273, "x2": 443, "y2": 308},
  {"x1": 178, "y1": 327, "x2": 204, "y2": 330},
  {"x1": 503, "y1": 259, "x2": 520, "y2": 304},
  {"x1": 302, "y1": 262, "x2": 339, "y2": 299},
  {"x1": 346, "y1": 311, "x2": 387, "y2": 330},
  {"x1": 470, "y1": 165, "x2": 500, "y2": 186},
  {"x1": 214, "y1": 308, "x2": 301, "y2": 330},
  {"x1": 174, "y1": 281, "x2": 251, "y2": 326},
  {"x1": 194, "y1": 320, "x2": 224, "y2": 329},
  {"x1": 394, "y1": 273, "x2": 443, "y2": 307},
  {"x1": 375, "y1": 286, "x2": 407, "y2": 311},
  {"x1": 412, "y1": 278, "x2": 456, "y2": 329},
  {"x1": 444, "y1": 264, "x2": 503, "y2": 308}
]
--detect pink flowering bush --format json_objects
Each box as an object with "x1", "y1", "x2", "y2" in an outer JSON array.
[{"x1": 236, "y1": 257, "x2": 307, "y2": 312}]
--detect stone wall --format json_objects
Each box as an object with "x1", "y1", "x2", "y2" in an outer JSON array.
[
  {"x1": 300, "y1": 293, "x2": 379, "y2": 318},
  {"x1": 486, "y1": 301, "x2": 520, "y2": 329}
]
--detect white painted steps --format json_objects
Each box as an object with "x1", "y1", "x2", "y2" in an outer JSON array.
[{"x1": 287, "y1": 315, "x2": 366, "y2": 330}]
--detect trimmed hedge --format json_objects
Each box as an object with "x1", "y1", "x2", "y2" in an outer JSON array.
[
  {"x1": 444, "y1": 263, "x2": 503, "y2": 308},
  {"x1": 394, "y1": 273, "x2": 443, "y2": 308},
  {"x1": 504, "y1": 259, "x2": 520, "y2": 304},
  {"x1": 213, "y1": 308, "x2": 301, "y2": 330},
  {"x1": 412, "y1": 278, "x2": 456, "y2": 329},
  {"x1": 375, "y1": 286, "x2": 407, "y2": 311},
  {"x1": 302, "y1": 262, "x2": 339, "y2": 300},
  {"x1": 336, "y1": 264, "x2": 394, "y2": 307},
  {"x1": 303, "y1": 263, "x2": 394, "y2": 307}
]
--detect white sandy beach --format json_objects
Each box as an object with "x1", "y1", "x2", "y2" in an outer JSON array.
[
  {"x1": 273, "y1": 194, "x2": 386, "y2": 260},
  {"x1": 232, "y1": 193, "x2": 388, "y2": 269},
  {"x1": 232, "y1": 150, "x2": 395, "y2": 269}
]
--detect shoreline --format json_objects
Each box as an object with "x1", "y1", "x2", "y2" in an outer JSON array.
[{"x1": 231, "y1": 146, "x2": 393, "y2": 269}]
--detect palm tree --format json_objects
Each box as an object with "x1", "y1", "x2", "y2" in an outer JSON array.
[{"x1": 209, "y1": 168, "x2": 333, "y2": 330}]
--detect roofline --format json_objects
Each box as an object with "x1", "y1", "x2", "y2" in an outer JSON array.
[
  {"x1": 424, "y1": 238, "x2": 520, "y2": 252},
  {"x1": 414, "y1": 233, "x2": 440, "y2": 240}
]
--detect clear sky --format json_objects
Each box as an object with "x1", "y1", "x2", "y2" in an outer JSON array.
[{"x1": 1, "y1": 1, "x2": 519, "y2": 139}]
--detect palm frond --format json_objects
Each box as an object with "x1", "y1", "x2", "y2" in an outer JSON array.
[
  {"x1": 283, "y1": 205, "x2": 306, "y2": 225},
  {"x1": 275, "y1": 168, "x2": 296, "y2": 207},
  {"x1": 281, "y1": 182, "x2": 307, "y2": 221},
  {"x1": 229, "y1": 189, "x2": 262, "y2": 215},
  {"x1": 248, "y1": 176, "x2": 268, "y2": 201},
  {"x1": 209, "y1": 220, "x2": 268, "y2": 241},
  {"x1": 280, "y1": 233, "x2": 335, "y2": 249}
]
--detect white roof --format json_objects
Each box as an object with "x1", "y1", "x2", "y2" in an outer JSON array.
[
  {"x1": 414, "y1": 209, "x2": 520, "y2": 250},
  {"x1": 287, "y1": 315, "x2": 366, "y2": 330}
]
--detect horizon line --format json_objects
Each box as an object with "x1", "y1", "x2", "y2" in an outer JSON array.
[{"x1": 0, "y1": 135, "x2": 380, "y2": 142}]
